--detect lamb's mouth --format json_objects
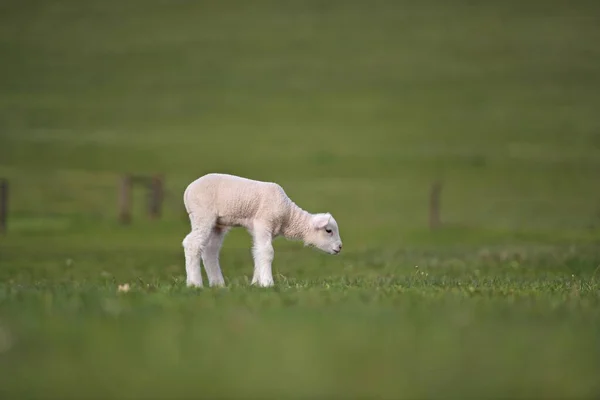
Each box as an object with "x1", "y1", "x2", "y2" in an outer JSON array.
[{"x1": 332, "y1": 249, "x2": 340, "y2": 254}]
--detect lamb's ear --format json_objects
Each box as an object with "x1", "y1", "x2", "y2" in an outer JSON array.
[{"x1": 312, "y1": 213, "x2": 331, "y2": 229}]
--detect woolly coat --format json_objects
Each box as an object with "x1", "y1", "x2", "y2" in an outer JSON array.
[{"x1": 183, "y1": 173, "x2": 313, "y2": 239}]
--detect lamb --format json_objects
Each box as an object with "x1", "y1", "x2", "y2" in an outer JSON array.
[{"x1": 181, "y1": 173, "x2": 343, "y2": 288}]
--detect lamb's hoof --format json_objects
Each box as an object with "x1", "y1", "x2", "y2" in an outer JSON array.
[
  {"x1": 209, "y1": 280, "x2": 226, "y2": 288},
  {"x1": 186, "y1": 280, "x2": 203, "y2": 288},
  {"x1": 251, "y1": 279, "x2": 274, "y2": 288}
]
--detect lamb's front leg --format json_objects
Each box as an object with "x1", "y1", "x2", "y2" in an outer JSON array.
[{"x1": 250, "y1": 226, "x2": 275, "y2": 287}]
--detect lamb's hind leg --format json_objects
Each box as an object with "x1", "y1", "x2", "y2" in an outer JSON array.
[
  {"x1": 182, "y1": 216, "x2": 214, "y2": 288},
  {"x1": 202, "y1": 226, "x2": 229, "y2": 287}
]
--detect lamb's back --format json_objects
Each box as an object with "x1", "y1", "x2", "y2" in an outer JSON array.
[{"x1": 188, "y1": 173, "x2": 291, "y2": 227}]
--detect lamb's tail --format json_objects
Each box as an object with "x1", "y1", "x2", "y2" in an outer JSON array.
[{"x1": 183, "y1": 181, "x2": 194, "y2": 216}]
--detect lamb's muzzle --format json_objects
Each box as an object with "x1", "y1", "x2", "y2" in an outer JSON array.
[
  {"x1": 334, "y1": 243, "x2": 343, "y2": 254},
  {"x1": 182, "y1": 173, "x2": 343, "y2": 288}
]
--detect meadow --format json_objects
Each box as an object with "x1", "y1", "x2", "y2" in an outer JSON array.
[{"x1": 1, "y1": 0, "x2": 600, "y2": 398}]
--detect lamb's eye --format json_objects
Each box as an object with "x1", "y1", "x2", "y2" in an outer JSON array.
[{"x1": 325, "y1": 228, "x2": 332, "y2": 234}]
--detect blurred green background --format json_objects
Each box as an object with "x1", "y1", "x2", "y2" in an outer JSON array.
[{"x1": 1, "y1": 0, "x2": 600, "y2": 398}]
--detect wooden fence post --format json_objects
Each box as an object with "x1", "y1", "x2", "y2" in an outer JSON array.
[
  {"x1": 118, "y1": 175, "x2": 132, "y2": 224},
  {"x1": 148, "y1": 174, "x2": 163, "y2": 219},
  {"x1": 0, "y1": 179, "x2": 7, "y2": 234},
  {"x1": 429, "y1": 181, "x2": 442, "y2": 230}
]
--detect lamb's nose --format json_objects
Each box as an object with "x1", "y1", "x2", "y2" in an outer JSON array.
[{"x1": 338, "y1": 243, "x2": 343, "y2": 251}]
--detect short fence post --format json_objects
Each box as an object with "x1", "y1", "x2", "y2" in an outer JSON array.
[
  {"x1": 118, "y1": 175, "x2": 132, "y2": 224},
  {"x1": 0, "y1": 179, "x2": 8, "y2": 234},
  {"x1": 148, "y1": 174, "x2": 163, "y2": 219},
  {"x1": 429, "y1": 181, "x2": 442, "y2": 230}
]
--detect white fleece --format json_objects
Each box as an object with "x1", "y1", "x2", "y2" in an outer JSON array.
[{"x1": 182, "y1": 173, "x2": 343, "y2": 287}]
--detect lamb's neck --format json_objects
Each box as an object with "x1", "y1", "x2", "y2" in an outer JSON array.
[{"x1": 282, "y1": 203, "x2": 313, "y2": 241}]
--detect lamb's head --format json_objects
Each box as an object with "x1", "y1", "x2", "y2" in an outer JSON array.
[{"x1": 305, "y1": 212, "x2": 343, "y2": 255}]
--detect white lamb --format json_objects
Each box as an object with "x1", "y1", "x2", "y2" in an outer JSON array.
[{"x1": 182, "y1": 173, "x2": 343, "y2": 288}]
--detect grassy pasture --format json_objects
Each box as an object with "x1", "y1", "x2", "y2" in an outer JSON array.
[{"x1": 1, "y1": 0, "x2": 600, "y2": 398}]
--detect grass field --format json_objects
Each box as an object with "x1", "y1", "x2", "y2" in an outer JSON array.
[{"x1": 1, "y1": 0, "x2": 600, "y2": 398}]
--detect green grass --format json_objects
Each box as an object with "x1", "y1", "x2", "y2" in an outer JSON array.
[
  {"x1": 1, "y1": 0, "x2": 600, "y2": 398},
  {"x1": 2, "y1": 243, "x2": 600, "y2": 399}
]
